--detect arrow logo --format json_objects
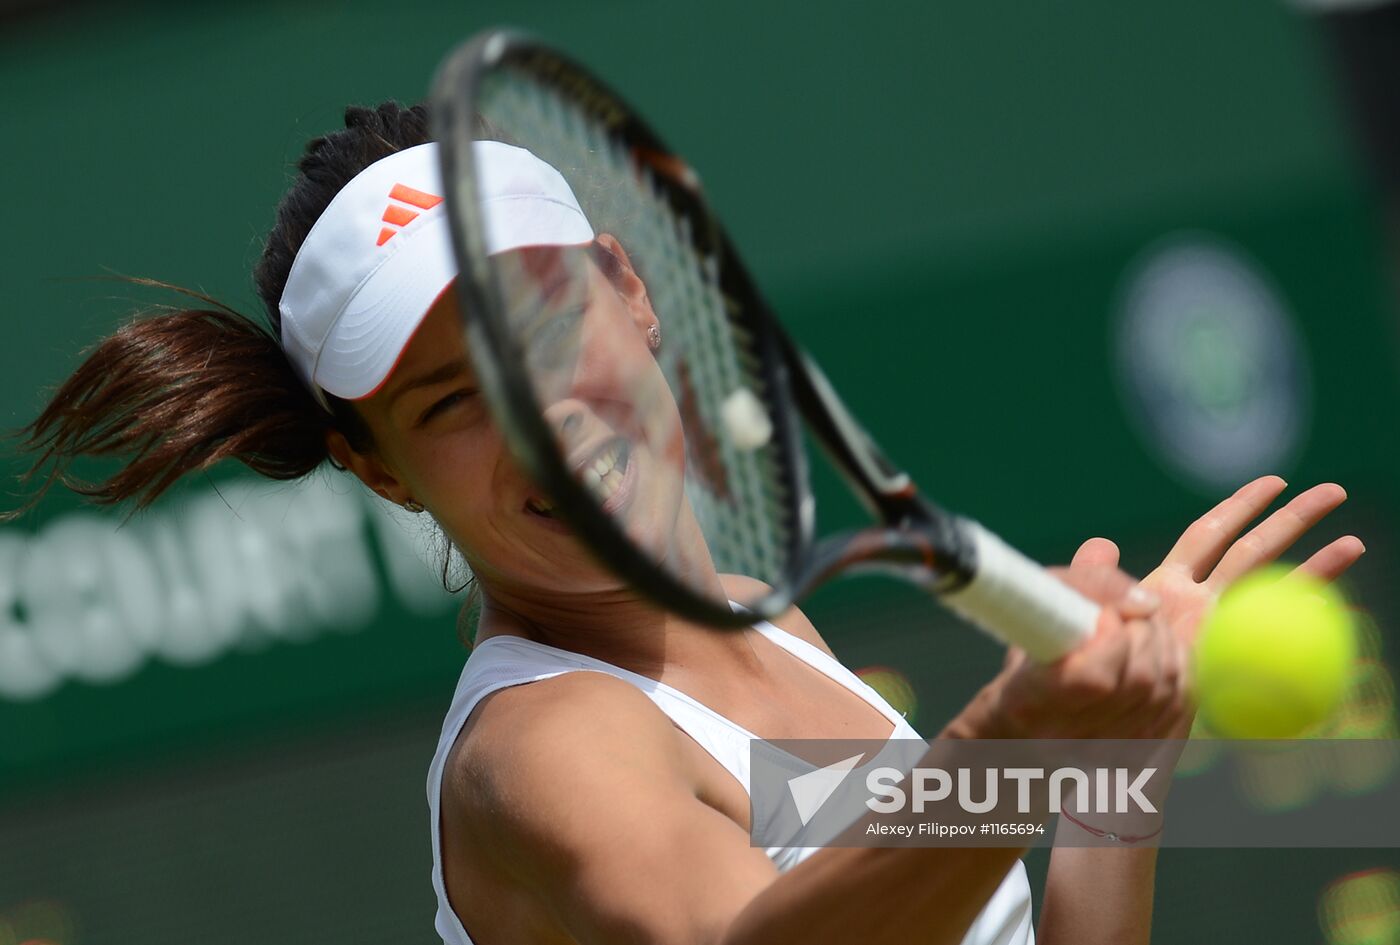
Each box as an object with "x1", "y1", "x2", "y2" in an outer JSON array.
[{"x1": 787, "y1": 753, "x2": 865, "y2": 826}]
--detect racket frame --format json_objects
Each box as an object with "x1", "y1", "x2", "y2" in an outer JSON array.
[
  {"x1": 433, "y1": 30, "x2": 812, "y2": 628},
  {"x1": 431, "y1": 29, "x2": 1018, "y2": 632}
]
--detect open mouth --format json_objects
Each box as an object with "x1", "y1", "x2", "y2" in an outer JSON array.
[
  {"x1": 524, "y1": 495, "x2": 557, "y2": 518},
  {"x1": 578, "y1": 438, "x2": 631, "y2": 506},
  {"x1": 523, "y1": 437, "x2": 633, "y2": 519}
]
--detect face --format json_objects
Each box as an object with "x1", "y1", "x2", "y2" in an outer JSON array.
[{"x1": 333, "y1": 237, "x2": 690, "y2": 600}]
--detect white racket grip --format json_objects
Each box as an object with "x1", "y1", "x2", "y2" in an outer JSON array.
[{"x1": 941, "y1": 522, "x2": 1101, "y2": 663}]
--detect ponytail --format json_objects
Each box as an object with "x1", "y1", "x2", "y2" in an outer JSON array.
[
  {"x1": 9, "y1": 101, "x2": 430, "y2": 518},
  {"x1": 10, "y1": 281, "x2": 330, "y2": 515}
]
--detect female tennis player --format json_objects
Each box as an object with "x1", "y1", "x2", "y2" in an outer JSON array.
[{"x1": 16, "y1": 102, "x2": 1363, "y2": 945}]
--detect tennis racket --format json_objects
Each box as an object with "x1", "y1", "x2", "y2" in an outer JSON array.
[{"x1": 429, "y1": 30, "x2": 1099, "y2": 662}]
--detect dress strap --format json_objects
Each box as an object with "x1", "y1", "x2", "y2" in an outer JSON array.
[{"x1": 748, "y1": 617, "x2": 921, "y2": 736}]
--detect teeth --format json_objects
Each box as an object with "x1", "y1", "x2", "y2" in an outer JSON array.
[
  {"x1": 579, "y1": 442, "x2": 628, "y2": 505},
  {"x1": 595, "y1": 469, "x2": 623, "y2": 503},
  {"x1": 590, "y1": 446, "x2": 619, "y2": 479}
]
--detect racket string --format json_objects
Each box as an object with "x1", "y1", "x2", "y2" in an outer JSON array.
[{"x1": 479, "y1": 70, "x2": 793, "y2": 586}]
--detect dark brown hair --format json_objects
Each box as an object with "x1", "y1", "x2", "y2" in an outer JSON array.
[
  {"x1": 10, "y1": 101, "x2": 431, "y2": 513},
  {"x1": 11, "y1": 103, "x2": 625, "y2": 631}
]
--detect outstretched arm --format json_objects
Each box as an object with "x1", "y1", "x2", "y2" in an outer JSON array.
[
  {"x1": 1038, "y1": 476, "x2": 1364, "y2": 945},
  {"x1": 447, "y1": 562, "x2": 1192, "y2": 945}
]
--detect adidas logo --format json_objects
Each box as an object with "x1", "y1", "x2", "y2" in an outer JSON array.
[{"x1": 377, "y1": 183, "x2": 443, "y2": 246}]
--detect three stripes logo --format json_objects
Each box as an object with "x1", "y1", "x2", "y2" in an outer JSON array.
[{"x1": 377, "y1": 183, "x2": 443, "y2": 246}]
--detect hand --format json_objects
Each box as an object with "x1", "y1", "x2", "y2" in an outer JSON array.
[
  {"x1": 1071, "y1": 476, "x2": 1365, "y2": 738},
  {"x1": 1131, "y1": 476, "x2": 1364, "y2": 649},
  {"x1": 946, "y1": 562, "x2": 1190, "y2": 741}
]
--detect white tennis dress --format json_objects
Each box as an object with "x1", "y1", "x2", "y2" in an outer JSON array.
[{"x1": 426, "y1": 615, "x2": 1035, "y2": 945}]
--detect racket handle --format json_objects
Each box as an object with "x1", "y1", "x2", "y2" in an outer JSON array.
[{"x1": 942, "y1": 522, "x2": 1100, "y2": 663}]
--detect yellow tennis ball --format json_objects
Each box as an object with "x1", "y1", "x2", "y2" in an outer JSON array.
[{"x1": 1194, "y1": 566, "x2": 1356, "y2": 739}]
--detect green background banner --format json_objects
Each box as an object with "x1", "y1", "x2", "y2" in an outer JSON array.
[{"x1": 2, "y1": 1, "x2": 1397, "y2": 943}]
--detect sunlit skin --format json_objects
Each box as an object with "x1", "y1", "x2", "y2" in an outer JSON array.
[
  {"x1": 494, "y1": 239, "x2": 694, "y2": 572},
  {"x1": 327, "y1": 236, "x2": 1366, "y2": 945},
  {"x1": 329, "y1": 235, "x2": 767, "y2": 677}
]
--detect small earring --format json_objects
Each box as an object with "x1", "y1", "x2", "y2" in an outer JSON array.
[
  {"x1": 403, "y1": 499, "x2": 425, "y2": 514},
  {"x1": 646, "y1": 323, "x2": 661, "y2": 350}
]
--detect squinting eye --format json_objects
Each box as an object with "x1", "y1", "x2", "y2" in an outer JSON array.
[{"x1": 418, "y1": 389, "x2": 476, "y2": 426}]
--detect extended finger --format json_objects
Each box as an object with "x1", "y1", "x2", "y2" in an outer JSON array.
[
  {"x1": 1293, "y1": 535, "x2": 1366, "y2": 584},
  {"x1": 1160, "y1": 476, "x2": 1289, "y2": 581},
  {"x1": 1072, "y1": 537, "x2": 1121, "y2": 570},
  {"x1": 1207, "y1": 483, "x2": 1348, "y2": 590}
]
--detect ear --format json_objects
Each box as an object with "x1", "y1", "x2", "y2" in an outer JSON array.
[
  {"x1": 326, "y1": 428, "x2": 412, "y2": 507},
  {"x1": 594, "y1": 232, "x2": 658, "y2": 335}
]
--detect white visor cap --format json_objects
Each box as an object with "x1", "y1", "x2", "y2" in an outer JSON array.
[{"x1": 278, "y1": 140, "x2": 595, "y2": 407}]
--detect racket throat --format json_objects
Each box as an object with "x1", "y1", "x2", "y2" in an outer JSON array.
[
  {"x1": 786, "y1": 343, "x2": 922, "y2": 518},
  {"x1": 802, "y1": 514, "x2": 977, "y2": 596}
]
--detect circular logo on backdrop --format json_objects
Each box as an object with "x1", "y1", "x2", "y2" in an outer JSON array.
[{"x1": 1114, "y1": 236, "x2": 1311, "y2": 491}]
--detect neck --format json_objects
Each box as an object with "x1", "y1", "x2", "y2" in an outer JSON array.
[{"x1": 472, "y1": 504, "x2": 766, "y2": 682}]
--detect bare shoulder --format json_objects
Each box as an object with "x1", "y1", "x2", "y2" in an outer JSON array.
[
  {"x1": 719, "y1": 573, "x2": 837, "y2": 659},
  {"x1": 437, "y1": 669, "x2": 776, "y2": 943},
  {"x1": 444, "y1": 671, "x2": 684, "y2": 816}
]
